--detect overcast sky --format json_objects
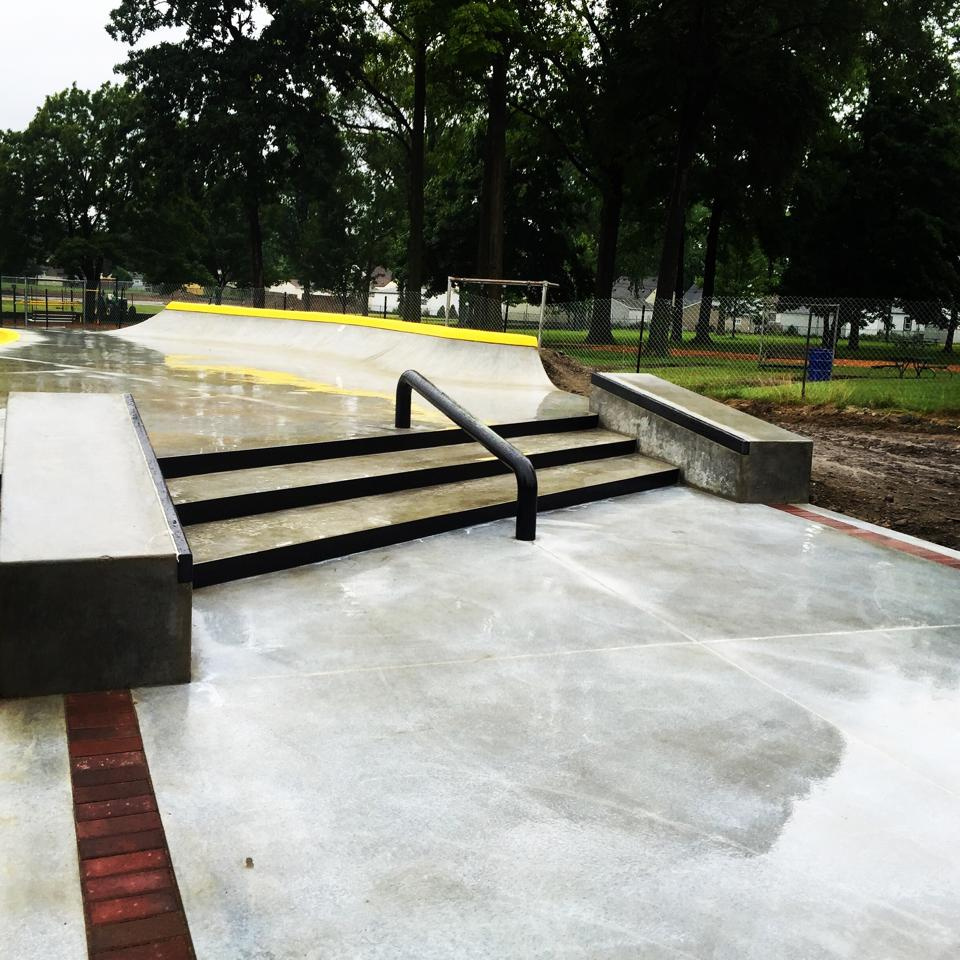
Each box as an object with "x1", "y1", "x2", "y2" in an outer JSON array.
[{"x1": 0, "y1": 0, "x2": 182, "y2": 132}]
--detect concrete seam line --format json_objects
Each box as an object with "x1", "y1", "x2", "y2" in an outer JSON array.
[
  {"x1": 166, "y1": 300, "x2": 540, "y2": 349},
  {"x1": 771, "y1": 504, "x2": 960, "y2": 570},
  {"x1": 64, "y1": 690, "x2": 197, "y2": 960}
]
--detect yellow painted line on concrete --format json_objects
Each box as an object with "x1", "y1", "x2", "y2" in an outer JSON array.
[
  {"x1": 164, "y1": 356, "x2": 446, "y2": 422},
  {"x1": 166, "y1": 301, "x2": 540, "y2": 349},
  {"x1": 0, "y1": 330, "x2": 21, "y2": 346}
]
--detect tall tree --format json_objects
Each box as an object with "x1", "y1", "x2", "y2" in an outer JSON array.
[
  {"x1": 783, "y1": 0, "x2": 960, "y2": 350},
  {"x1": 15, "y1": 84, "x2": 138, "y2": 318},
  {"x1": 515, "y1": 1, "x2": 660, "y2": 344},
  {"x1": 646, "y1": 0, "x2": 867, "y2": 356},
  {"x1": 110, "y1": 0, "x2": 361, "y2": 306},
  {"x1": 355, "y1": 1, "x2": 465, "y2": 321},
  {"x1": 0, "y1": 132, "x2": 38, "y2": 275}
]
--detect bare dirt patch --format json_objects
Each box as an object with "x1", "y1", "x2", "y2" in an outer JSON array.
[
  {"x1": 542, "y1": 352, "x2": 960, "y2": 551},
  {"x1": 733, "y1": 402, "x2": 960, "y2": 551},
  {"x1": 542, "y1": 348, "x2": 593, "y2": 395}
]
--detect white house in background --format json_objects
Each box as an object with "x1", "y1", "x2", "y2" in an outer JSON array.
[
  {"x1": 367, "y1": 282, "x2": 461, "y2": 318},
  {"x1": 268, "y1": 280, "x2": 304, "y2": 297},
  {"x1": 775, "y1": 304, "x2": 947, "y2": 342},
  {"x1": 368, "y1": 281, "x2": 400, "y2": 314},
  {"x1": 424, "y1": 291, "x2": 460, "y2": 317}
]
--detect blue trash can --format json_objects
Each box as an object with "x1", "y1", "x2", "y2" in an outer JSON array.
[{"x1": 807, "y1": 348, "x2": 834, "y2": 382}]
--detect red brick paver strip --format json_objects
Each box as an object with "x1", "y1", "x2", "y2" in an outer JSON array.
[
  {"x1": 64, "y1": 691, "x2": 197, "y2": 960},
  {"x1": 772, "y1": 505, "x2": 960, "y2": 570}
]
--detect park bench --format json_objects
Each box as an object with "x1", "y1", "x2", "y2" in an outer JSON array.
[
  {"x1": 872, "y1": 355, "x2": 953, "y2": 379},
  {"x1": 27, "y1": 310, "x2": 77, "y2": 327}
]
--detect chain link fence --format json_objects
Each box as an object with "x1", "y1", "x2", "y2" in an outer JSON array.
[
  {"x1": 3, "y1": 279, "x2": 957, "y2": 412},
  {"x1": 530, "y1": 295, "x2": 959, "y2": 414}
]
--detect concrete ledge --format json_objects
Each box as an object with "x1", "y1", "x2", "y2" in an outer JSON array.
[
  {"x1": 0, "y1": 393, "x2": 192, "y2": 697},
  {"x1": 590, "y1": 373, "x2": 812, "y2": 503}
]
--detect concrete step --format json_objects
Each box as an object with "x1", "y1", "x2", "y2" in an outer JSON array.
[
  {"x1": 158, "y1": 413, "x2": 600, "y2": 478},
  {"x1": 170, "y1": 429, "x2": 637, "y2": 524},
  {"x1": 188, "y1": 454, "x2": 679, "y2": 587}
]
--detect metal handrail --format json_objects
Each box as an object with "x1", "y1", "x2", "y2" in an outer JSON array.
[{"x1": 394, "y1": 369, "x2": 538, "y2": 540}]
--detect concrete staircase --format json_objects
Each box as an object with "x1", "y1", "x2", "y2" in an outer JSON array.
[{"x1": 162, "y1": 415, "x2": 678, "y2": 588}]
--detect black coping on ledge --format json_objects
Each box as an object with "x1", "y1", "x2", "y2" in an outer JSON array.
[
  {"x1": 591, "y1": 373, "x2": 751, "y2": 456},
  {"x1": 125, "y1": 394, "x2": 194, "y2": 584}
]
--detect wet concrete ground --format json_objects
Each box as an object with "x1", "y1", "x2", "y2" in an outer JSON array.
[
  {"x1": 0, "y1": 328, "x2": 584, "y2": 461},
  {"x1": 144, "y1": 493, "x2": 960, "y2": 959},
  {"x1": 1, "y1": 328, "x2": 959, "y2": 958}
]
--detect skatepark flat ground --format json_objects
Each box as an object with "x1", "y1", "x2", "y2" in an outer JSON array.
[{"x1": 1, "y1": 324, "x2": 959, "y2": 958}]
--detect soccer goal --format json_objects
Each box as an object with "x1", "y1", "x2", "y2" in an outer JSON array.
[{"x1": 445, "y1": 276, "x2": 559, "y2": 345}]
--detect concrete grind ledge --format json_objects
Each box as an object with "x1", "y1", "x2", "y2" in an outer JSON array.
[
  {"x1": 590, "y1": 373, "x2": 812, "y2": 503},
  {"x1": 0, "y1": 393, "x2": 192, "y2": 698}
]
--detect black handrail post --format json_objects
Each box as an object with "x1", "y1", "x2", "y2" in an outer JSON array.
[
  {"x1": 395, "y1": 378, "x2": 412, "y2": 429},
  {"x1": 394, "y1": 369, "x2": 538, "y2": 541}
]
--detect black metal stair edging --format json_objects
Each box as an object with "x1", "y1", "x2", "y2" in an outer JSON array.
[
  {"x1": 191, "y1": 465, "x2": 679, "y2": 589},
  {"x1": 175, "y1": 437, "x2": 638, "y2": 526},
  {"x1": 158, "y1": 414, "x2": 599, "y2": 479}
]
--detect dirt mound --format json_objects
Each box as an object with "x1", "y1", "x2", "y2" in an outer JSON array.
[{"x1": 541, "y1": 347, "x2": 592, "y2": 396}]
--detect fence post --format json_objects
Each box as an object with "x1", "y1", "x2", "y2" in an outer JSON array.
[
  {"x1": 45, "y1": 289, "x2": 49, "y2": 329},
  {"x1": 283, "y1": 291, "x2": 288, "y2": 311},
  {"x1": 383, "y1": 298, "x2": 387, "y2": 319},
  {"x1": 537, "y1": 281, "x2": 549, "y2": 347},
  {"x1": 801, "y1": 308, "x2": 815, "y2": 400},
  {"x1": 636, "y1": 306, "x2": 646, "y2": 373}
]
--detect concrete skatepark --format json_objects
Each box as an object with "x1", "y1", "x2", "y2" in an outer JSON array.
[{"x1": 0, "y1": 303, "x2": 958, "y2": 958}]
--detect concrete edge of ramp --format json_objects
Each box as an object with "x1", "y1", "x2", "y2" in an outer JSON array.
[
  {"x1": 162, "y1": 301, "x2": 541, "y2": 347},
  {"x1": 110, "y1": 302, "x2": 555, "y2": 391},
  {"x1": 590, "y1": 372, "x2": 813, "y2": 503},
  {"x1": 0, "y1": 392, "x2": 192, "y2": 698}
]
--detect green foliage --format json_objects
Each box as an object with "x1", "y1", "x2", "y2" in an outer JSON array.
[
  {"x1": 784, "y1": 0, "x2": 960, "y2": 300},
  {"x1": 109, "y1": 0, "x2": 363, "y2": 289},
  {"x1": 10, "y1": 84, "x2": 139, "y2": 292},
  {"x1": 1, "y1": 0, "x2": 959, "y2": 337},
  {"x1": 0, "y1": 132, "x2": 36, "y2": 274}
]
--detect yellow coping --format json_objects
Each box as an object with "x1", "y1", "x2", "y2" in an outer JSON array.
[
  {"x1": 165, "y1": 301, "x2": 540, "y2": 348},
  {"x1": 0, "y1": 330, "x2": 21, "y2": 346}
]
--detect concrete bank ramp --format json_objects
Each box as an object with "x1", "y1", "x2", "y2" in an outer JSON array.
[{"x1": 114, "y1": 302, "x2": 555, "y2": 390}]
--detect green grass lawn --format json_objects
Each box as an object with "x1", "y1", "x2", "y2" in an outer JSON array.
[{"x1": 551, "y1": 342, "x2": 959, "y2": 415}]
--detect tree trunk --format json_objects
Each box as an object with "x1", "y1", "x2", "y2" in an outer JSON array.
[
  {"x1": 401, "y1": 31, "x2": 427, "y2": 323},
  {"x1": 841, "y1": 299, "x2": 861, "y2": 350},
  {"x1": 649, "y1": 2, "x2": 711, "y2": 358},
  {"x1": 246, "y1": 194, "x2": 265, "y2": 309},
  {"x1": 587, "y1": 165, "x2": 624, "y2": 345},
  {"x1": 671, "y1": 219, "x2": 686, "y2": 343},
  {"x1": 944, "y1": 301, "x2": 957, "y2": 353},
  {"x1": 80, "y1": 258, "x2": 102, "y2": 324},
  {"x1": 820, "y1": 310, "x2": 833, "y2": 348},
  {"x1": 475, "y1": 48, "x2": 508, "y2": 330},
  {"x1": 649, "y1": 99, "x2": 705, "y2": 356},
  {"x1": 693, "y1": 198, "x2": 722, "y2": 346}
]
